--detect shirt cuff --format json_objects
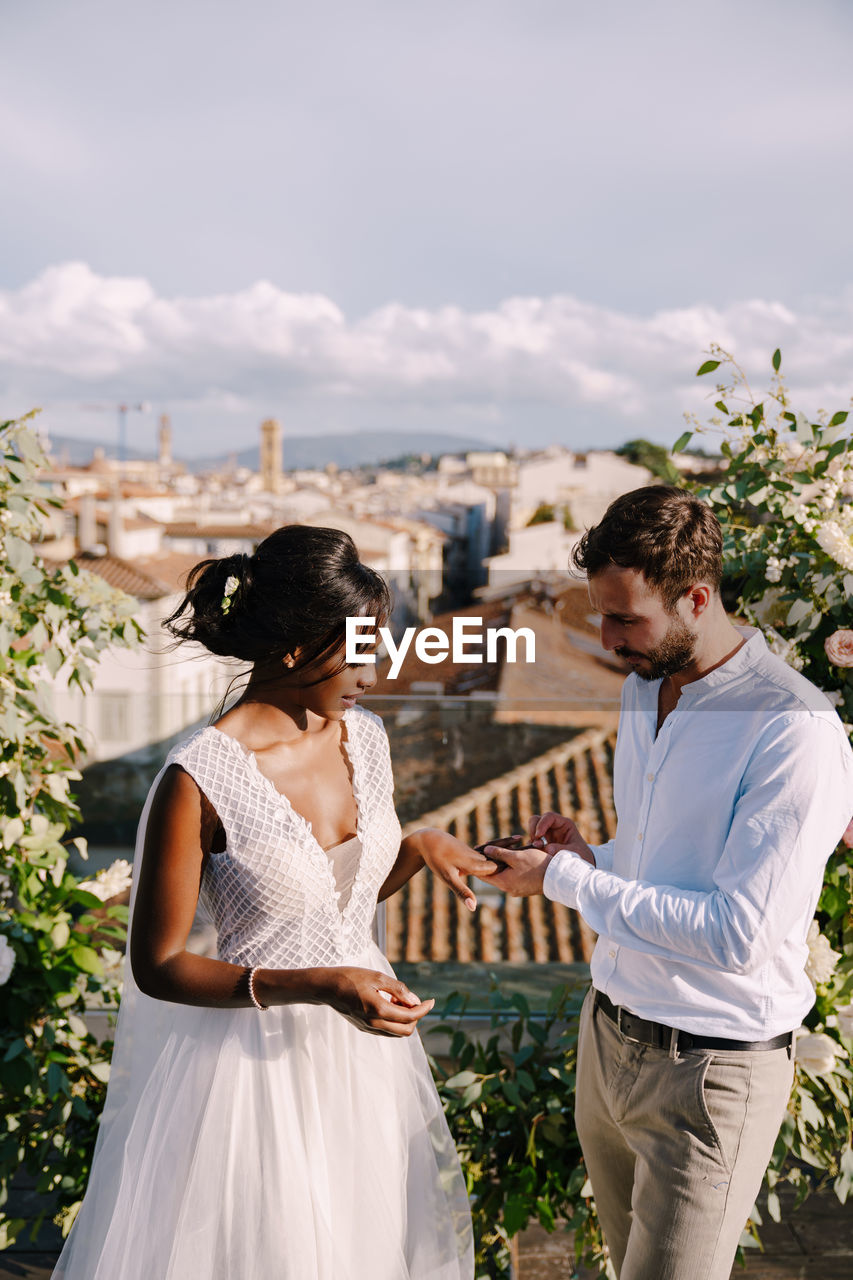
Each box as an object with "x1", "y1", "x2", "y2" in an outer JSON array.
[
  {"x1": 589, "y1": 839, "x2": 614, "y2": 873},
  {"x1": 543, "y1": 850, "x2": 593, "y2": 909}
]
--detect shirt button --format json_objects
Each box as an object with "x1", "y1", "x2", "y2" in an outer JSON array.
[
  {"x1": 646, "y1": 773, "x2": 655, "y2": 782},
  {"x1": 609, "y1": 950, "x2": 616, "y2": 958},
  {"x1": 637, "y1": 832, "x2": 643, "y2": 840}
]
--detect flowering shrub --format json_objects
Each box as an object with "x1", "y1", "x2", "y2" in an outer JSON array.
[
  {"x1": 0, "y1": 415, "x2": 141, "y2": 1246},
  {"x1": 433, "y1": 981, "x2": 606, "y2": 1280},
  {"x1": 679, "y1": 349, "x2": 853, "y2": 1218}
]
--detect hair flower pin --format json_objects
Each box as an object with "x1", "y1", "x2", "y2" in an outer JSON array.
[{"x1": 221, "y1": 575, "x2": 240, "y2": 614}]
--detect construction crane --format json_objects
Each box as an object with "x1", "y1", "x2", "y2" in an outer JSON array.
[{"x1": 79, "y1": 402, "x2": 151, "y2": 467}]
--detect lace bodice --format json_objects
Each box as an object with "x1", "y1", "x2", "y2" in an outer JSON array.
[{"x1": 168, "y1": 707, "x2": 402, "y2": 968}]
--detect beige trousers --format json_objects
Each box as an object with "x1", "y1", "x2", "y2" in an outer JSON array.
[{"x1": 575, "y1": 988, "x2": 795, "y2": 1280}]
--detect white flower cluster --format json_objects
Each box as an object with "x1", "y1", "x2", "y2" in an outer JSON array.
[
  {"x1": 71, "y1": 570, "x2": 138, "y2": 628},
  {"x1": 765, "y1": 628, "x2": 804, "y2": 670},
  {"x1": 836, "y1": 1002, "x2": 853, "y2": 1041},
  {"x1": 795, "y1": 1029, "x2": 844, "y2": 1076},
  {"x1": 815, "y1": 519, "x2": 853, "y2": 571},
  {"x1": 99, "y1": 946, "x2": 126, "y2": 995},
  {"x1": 78, "y1": 858, "x2": 133, "y2": 902},
  {"x1": 0, "y1": 933, "x2": 15, "y2": 985},
  {"x1": 790, "y1": 503, "x2": 819, "y2": 534},
  {"x1": 818, "y1": 478, "x2": 842, "y2": 511},
  {"x1": 805, "y1": 920, "x2": 841, "y2": 987},
  {"x1": 764, "y1": 555, "x2": 797, "y2": 584}
]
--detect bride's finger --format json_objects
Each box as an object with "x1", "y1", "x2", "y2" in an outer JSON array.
[
  {"x1": 374, "y1": 977, "x2": 420, "y2": 1006},
  {"x1": 374, "y1": 996, "x2": 434, "y2": 1021}
]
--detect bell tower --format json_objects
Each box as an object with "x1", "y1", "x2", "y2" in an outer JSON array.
[
  {"x1": 158, "y1": 414, "x2": 173, "y2": 469},
  {"x1": 260, "y1": 418, "x2": 283, "y2": 492}
]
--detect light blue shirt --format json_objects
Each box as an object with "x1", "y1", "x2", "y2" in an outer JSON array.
[{"x1": 543, "y1": 628, "x2": 853, "y2": 1038}]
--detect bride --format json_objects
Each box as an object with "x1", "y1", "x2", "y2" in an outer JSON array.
[{"x1": 53, "y1": 525, "x2": 492, "y2": 1280}]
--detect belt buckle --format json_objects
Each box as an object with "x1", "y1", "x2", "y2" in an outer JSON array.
[{"x1": 616, "y1": 1006, "x2": 639, "y2": 1044}]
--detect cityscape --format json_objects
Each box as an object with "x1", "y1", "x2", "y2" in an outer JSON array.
[{"x1": 31, "y1": 416, "x2": 720, "y2": 970}]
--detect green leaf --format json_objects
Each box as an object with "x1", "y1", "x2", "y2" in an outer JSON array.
[
  {"x1": 3, "y1": 1037, "x2": 28, "y2": 1063},
  {"x1": 69, "y1": 944, "x2": 103, "y2": 975},
  {"x1": 502, "y1": 1079, "x2": 523, "y2": 1106},
  {"x1": 46, "y1": 1061, "x2": 70, "y2": 1098},
  {"x1": 50, "y1": 921, "x2": 71, "y2": 949},
  {"x1": 672, "y1": 431, "x2": 693, "y2": 454},
  {"x1": 5, "y1": 533, "x2": 35, "y2": 574},
  {"x1": 502, "y1": 1194, "x2": 529, "y2": 1236},
  {"x1": 829, "y1": 410, "x2": 849, "y2": 427},
  {"x1": 444, "y1": 1070, "x2": 479, "y2": 1089},
  {"x1": 3, "y1": 816, "x2": 25, "y2": 849},
  {"x1": 772, "y1": 349, "x2": 782, "y2": 372},
  {"x1": 44, "y1": 646, "x2": 64, "y2": 676},
  {"x1": 696, "y1": 360, "x2": 720, "y2": 377},
  {"x1": 786, "y1": 598, "x2": 813, "y2": 628}
]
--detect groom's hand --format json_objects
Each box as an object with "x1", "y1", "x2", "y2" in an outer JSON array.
[
  {"x1": 474, "y1": 842, "x2": 553, "y2": 897},
  {"x1": 529, "y1": 811, "x2": 596, "y2": 866}
]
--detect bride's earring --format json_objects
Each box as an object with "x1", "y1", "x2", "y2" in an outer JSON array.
[{"x1": 283, "y1": 654, "x2": 295, "y2": 670}]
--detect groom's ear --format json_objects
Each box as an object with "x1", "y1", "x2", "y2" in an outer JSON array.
[{"x1": 681, "y1": 583, "x2": 714, "y2": 620}]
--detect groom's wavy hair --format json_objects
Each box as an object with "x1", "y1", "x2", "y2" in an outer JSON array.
[{"x1": 571, "y1": 485, "x2": 723, "y2": 611}]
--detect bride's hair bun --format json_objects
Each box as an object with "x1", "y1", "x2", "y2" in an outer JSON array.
[{"x1": 164, "y1": 525, "x2": 389, "y2": 669}]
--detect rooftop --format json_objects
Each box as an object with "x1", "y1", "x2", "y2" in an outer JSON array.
[{"x1": 385, "y1": 728, "x2": 617, "y2": 965}]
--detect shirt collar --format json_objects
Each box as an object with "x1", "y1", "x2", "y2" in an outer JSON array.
[{"x1": 678, "y1": 626, "x2": 765, "y2": 702}]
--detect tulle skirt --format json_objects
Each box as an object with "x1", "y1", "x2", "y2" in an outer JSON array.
[{"x1": 53, "y1": 942, "x2": 473, "y2": 1280}]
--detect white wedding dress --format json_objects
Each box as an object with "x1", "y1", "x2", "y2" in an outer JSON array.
[{"x1": 53, "y1": 706, "x2": 473, "y2": 1279}]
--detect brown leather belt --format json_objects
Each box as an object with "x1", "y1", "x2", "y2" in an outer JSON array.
[{"x1": 593, "y1": 989, "x2": 794, "y2": 1054}]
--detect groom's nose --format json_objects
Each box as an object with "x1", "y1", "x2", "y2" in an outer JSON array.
[{"x1": 600, "y1": 617, "x2": 622, "y2": 651}]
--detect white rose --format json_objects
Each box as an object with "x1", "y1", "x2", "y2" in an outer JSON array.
[
  {"x1": 0, "y1": 934, "x2": 15, "y2": 985},
  {"x1": 836, "y1": 1002, "x2": 853, "y2": 1041},
  {"x1": 805, "y1": 920, "x2": 841, "y2": 987},
  {"x1": 794, "y1": 1030, "x2": 842, "y2": 1076}
]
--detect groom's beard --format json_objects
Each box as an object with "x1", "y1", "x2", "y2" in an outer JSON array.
[{"x1": 616, "y1": 615, "x2": 697, "y2": 682}]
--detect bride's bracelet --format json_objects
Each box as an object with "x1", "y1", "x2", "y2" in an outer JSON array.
[{"x1": 247, "y1": 966, "x2": 269, "y2": 1012}]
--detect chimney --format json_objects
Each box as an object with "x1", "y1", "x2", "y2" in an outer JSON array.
[
  {"x1": 158, "y1": 414, "x2": 173, "y2": 468},
  {"x1": 78, "y1": 493, "x2": 97, "y2": 551},
  {"x1": 107, "y1": 486, "x2": 125, "y2": 558},
  {"x1": 260, "y1": 418, "x2": 283, "y2": 492}
]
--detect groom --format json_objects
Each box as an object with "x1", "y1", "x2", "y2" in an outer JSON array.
[{"x1": 479, "y1": 486, "x2": 853, "y2": 1280}]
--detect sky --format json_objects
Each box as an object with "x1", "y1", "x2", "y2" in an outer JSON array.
[{"x1": 1, "y1": 0, "x2": 852, "y2": 459}]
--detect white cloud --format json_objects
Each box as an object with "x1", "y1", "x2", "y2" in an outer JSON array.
[{"x1": 1, "y1": 262, "x2": 851, "y2": 451}]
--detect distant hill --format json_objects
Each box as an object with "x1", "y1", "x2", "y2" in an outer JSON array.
[
  {"x1": 45, "y1": 430, "x2": 495, "y2": 473},
  {"x1": 189, "y1": 431, "x2": 496, "y2": 472}
]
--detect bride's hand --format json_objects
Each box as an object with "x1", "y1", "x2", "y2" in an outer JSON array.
[
  {"x1": 414, "y1": 828, "x2": 499, "y2": 911},
  {"x1": 324, "y1": 967, "x2": 435, "y2": 1037}
]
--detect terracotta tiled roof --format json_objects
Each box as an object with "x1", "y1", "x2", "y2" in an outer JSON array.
[
  {"x1": 134, "y1": 551, "x2": 206, "y2": 595},
  {"x1": 163, "y1": 521, "x2": 278, "y2": 540},
  {"x1": 495, "y1": 601, "x2": 626, "y2": 727},
  {"x1": 371, "y1": 598, "x2": 514, "y2": 697},
  {"x1": 385, "y1": 728, "x2": 617, "y2": 964},
  {"x1": 74, "y1": 552, "x2": 170, "y2": 600},
  {"x1": 371, "y1": 588, "x2": 626, "y2": 714}
]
